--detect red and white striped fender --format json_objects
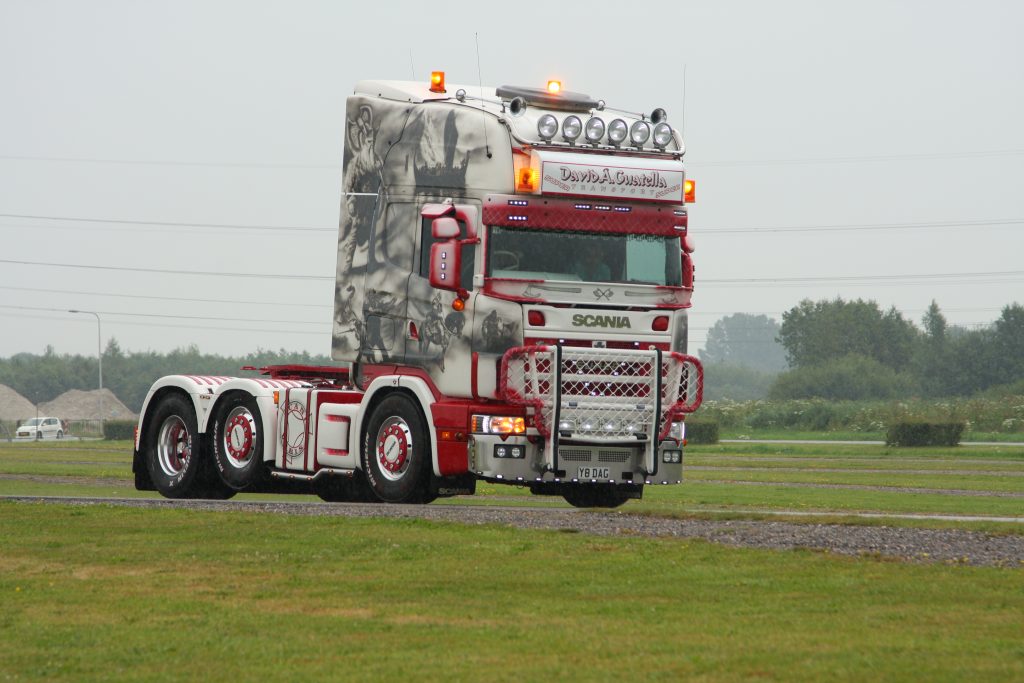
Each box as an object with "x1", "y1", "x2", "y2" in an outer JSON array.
[
  {"x1": 356, "y1": 375, "x2": 442, "y2": 477},
  {"x1": 135, "y1": 374, "x2": 309, "y2": 456}
]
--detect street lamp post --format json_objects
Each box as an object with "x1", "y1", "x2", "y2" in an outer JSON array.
[{"x1": 69, "y1": 310, "x2": 103, "y2": 432}]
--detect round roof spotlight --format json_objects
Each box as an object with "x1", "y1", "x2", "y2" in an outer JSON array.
[
  {"x1": 653, "y1": 122, "x2": 673, "y2": 149},
  {"x1": 584, "y1": 117, "x2": 606, "y2": 144},
  {"x1": 607, "y1": 118, "x2": 628, "y2": 145},
  {"x1": 537, "y1": 114, "x2": 559, "y2": 140},
  {"x1": 650, "y1": 108, "x2": 668, "y2": 124},
  {"x1": 562, "y1": 115, "x2": 582, "y2": 142},
  {"x1": 509, "y1": 96, "x2": 527, "y2": 116},
  {"x1": 630, "y1": 121, "x2": 651, "y2": 146},
  {"x1": 455, "y1": 89, "x2": 467, "y2": 102}
]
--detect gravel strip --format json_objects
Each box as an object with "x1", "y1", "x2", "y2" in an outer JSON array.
[
  {"x1": 4, "y1": 496, "x2": 1022, "y2": 568},
  {"x1": 696, "y1": 478, "x2": 1024, "y2": 498},
  {"x1": 689, "y1": 466, "x2": 1024, "y2": 477}
]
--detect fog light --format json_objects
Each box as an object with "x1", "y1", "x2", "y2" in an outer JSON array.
[
  {"x1": 662, "y1": 450, "x2": 682, "y2": 463},
  {"x1": 558, "y1": 419, "x2": 575, "y2": 432},
  {"x1": 494, "y1": 444, "x2": 526, "y2": 459}
]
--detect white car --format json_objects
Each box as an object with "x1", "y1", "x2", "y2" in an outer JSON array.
[{"x1": 16, "y1": 417, "x2": 66, "y2": 440}]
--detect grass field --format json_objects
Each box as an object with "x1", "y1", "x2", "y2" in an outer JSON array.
[
  {"x1": 2, "y1": 503, "x2": 1023, "y2": 682},
  {"x1": 1, "y1": 439, "x2": 1023, "y2": 680}
]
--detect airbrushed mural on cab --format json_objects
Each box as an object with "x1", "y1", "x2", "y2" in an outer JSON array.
[{"x1": 333, "y1": 96, "x2": 517, "y2": 395}]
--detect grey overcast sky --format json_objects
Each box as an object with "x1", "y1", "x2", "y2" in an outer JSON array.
[{"x1": 1, "y1": 0, "x2": 1022, "y2": 359}]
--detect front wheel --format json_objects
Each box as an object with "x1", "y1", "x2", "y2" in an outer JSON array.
[
  {"x1": 57, "y1": 431, "x2": 64, "y2": 440},
  {"x1": 361, "y1": 394, "x2": 432, "y2": 504}
]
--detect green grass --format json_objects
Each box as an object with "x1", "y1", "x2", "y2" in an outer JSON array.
[
  {"x1": 1, "y1": 503, "x2": 1022, "y2": 682},
  {"x1": 718, "y1": 429, "x2": 1024, "y2": 443}
]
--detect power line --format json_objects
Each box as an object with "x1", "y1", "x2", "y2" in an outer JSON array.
[
  {"x1": 700, "y1": 218, "x2": 1024, "y2": 235},
  {"x1": 702, "y1": 270, "x2": 1024, "y2": 285},
  {"x1": 0, "y1": 304, "x2": 330, "y2": 326},
  {"x1": 689, "y1": 149, "x2": 1024, "y2": 168},
  {"x1": 0, "y1": 212, "x2": 333, "y2": 232},
  {"x1": 0, "y1": 285, "x2": 333, "y2": 309},
  {"x1": 0, "y1": 310, "x2": 328, "y2": 337},
  {"x1": 0, "y1": 154, "x2": 341, "y2": 170},
  {"x1": 0, "y1": 258, "x2": 333, "y2": 281}
]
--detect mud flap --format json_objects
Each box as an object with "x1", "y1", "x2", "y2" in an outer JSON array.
[
  {"x1": 133, "y1": 449, "x2": 156, "y2": 491},
  {"x1": 431, "y1": 472, "x2": 477, "y2": 498}
]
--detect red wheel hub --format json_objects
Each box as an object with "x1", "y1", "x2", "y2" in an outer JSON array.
[
  {"x1": 377, "y1": 424, "x2": 409, "y2": 473},
  {"x1": 226, "y1": 413, "x2": 254, "y2": 460}
]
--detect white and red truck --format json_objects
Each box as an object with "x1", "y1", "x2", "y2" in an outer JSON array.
[{"x1": 133, "y1": 73, "x2": 703, "y2": 508}]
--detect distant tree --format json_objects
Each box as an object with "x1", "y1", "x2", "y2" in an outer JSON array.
[
  {"x1": 778, "y1": 298, "x2": 918, "y2": 369},
  {"x1": 769, "y1": 354, "x2": 916, "y2": 400},
  {"x1": 701, "y1": 313, "x2": 788, "y2": 372},
  {"x1": 912, "y1": 300, "x2": 953, "y2": 396},
  {"x1": 701, "y1": 363, "x2": 777, "y2": 401},
  {"x1": 993, "y1": 303, "x2": 1024, "y2": 382}
]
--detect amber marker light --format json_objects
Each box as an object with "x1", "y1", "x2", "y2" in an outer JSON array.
[
  {"x1": 430, "y1": 71, "x2": 446, "y2": 93},
  {"x1": 451, "y1": 298, "x2": 465, "y2": 312},
  {"x1": 516, "y1": 166, "x2": 540, "y2": 192},
  {"x1": 546, "y1": 80, "x2": 561, "y2": 94},
  {"x1": 684, "y1": 179, "x2": 696, "y2": 203}
]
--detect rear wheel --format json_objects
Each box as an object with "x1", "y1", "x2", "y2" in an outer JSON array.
[
  {"x1": 361, "y1": 394, "x2": 432, "y2": 504},
  {"x1": 561, "y1": 484, "x2": 633, "y2": 509},
  {"x1": 57, "y1": 430, "x2": 63, "y2": 440},
  {"x1": 145, "y1": 394, "x2": 204, "y2": 498},
  {"x1": 211, "y1": 394, "x2": 266, "y2": 491}
]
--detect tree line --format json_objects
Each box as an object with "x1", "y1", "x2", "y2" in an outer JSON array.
[
  {"x1": 0, "y1": 342, "x2": 336, "y2": 413},
  {"x1": 700, "y1": 299, "x2": 1024, "y2": 400}
]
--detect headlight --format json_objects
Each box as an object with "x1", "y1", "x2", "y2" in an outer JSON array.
[
  {"x1": 584, "y1": 117, "x2": 605, "y2": 143},
  {"x1": 668, "y1": 421, "x2": 685, "y2": 441},
  {"x1": 562, "y1": 115, "x2": 582, "y2": 141},
  {"x1": 537, "y1": 114, "x2": 558, "y2": 140},
  {"x1": 471, "y1": 415, "x2": 526, "y2": 435},
  {"x1": 653, "y1": 122, "x2": 673, "y2": 148},
  {"x1": 607, "y1": 118, "x2": 628, "y2": 145},
  {"x1": 630, "y1": 121, "x2": 651, "y2": 146}
]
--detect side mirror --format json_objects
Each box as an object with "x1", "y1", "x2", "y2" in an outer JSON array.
[
  {"x1": 430, "y1": 240, "x2": 462, "y2": 291},
  {"x1": 432, "y1": 216, "x2": 461, "y2": 239}
]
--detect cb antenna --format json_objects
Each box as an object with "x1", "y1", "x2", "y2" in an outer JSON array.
[
  {"x1": 681, "y1": 64, "x2": 688, "y2": 140},
  {"x1": 409, "y1": 50, "x2": 416, "y2": 80},
  {"x1": 475, "y1": 32, "x2": 492, "y2": 158}
]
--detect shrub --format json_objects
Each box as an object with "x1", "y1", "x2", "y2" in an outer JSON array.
[
  {"x1": 885, "y1": 421, "x2": 965, "y2": 447},
  {"x1": 103, "y1": 420, "x2": 136, "y2": 441},
  {"x1": 684, "y1": 420, "x2": 719, "y2": 444}
]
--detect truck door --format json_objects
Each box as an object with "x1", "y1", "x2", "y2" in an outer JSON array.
[
  {"x1": 360, "y1": 201, "x2": 417, "y2": 365},
  {"x1": 406, "y1": 201, "x2": 477, "y2": 392}
]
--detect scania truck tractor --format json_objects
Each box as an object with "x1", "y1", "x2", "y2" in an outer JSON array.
[{"x1": 133, "y1": 73, "x2": 703, "y2": 508}]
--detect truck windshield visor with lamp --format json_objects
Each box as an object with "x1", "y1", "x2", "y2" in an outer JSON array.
[{"x1": 487, "y1": 226, "x2": 682, "y2": 286}]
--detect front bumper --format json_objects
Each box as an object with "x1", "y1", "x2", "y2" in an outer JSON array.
[{"x1": 469, "y1": 433, "x2": 683, "y2": 485}]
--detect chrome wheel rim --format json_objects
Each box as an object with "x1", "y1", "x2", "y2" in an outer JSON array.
[
  {"x1": 223, "y1": 406, "x2": 257, "y2": 469},
  {"x1": 376, "y1": 417, "x2": 412, "y2": 482},
  {"x1": 157, "y1": 415, "x2": 192, "y2": 476}
]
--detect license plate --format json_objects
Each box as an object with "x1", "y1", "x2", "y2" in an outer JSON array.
[{"x1": 576, "y1": 467, "x2": 610, "y2": 480}]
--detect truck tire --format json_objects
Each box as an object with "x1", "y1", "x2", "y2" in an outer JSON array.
[
  {"x1": 361, "y1": 393, "x2": 433, "y2": 504},
  {"x1": 561, "y1": 484, "x2": 632, "y2": 509},
  {"x1": 211, "y1": 394, "x2": 266, "y2": 491},
  {"x1": 144, "y1": 393, "x2": 206, "y2": 498}
]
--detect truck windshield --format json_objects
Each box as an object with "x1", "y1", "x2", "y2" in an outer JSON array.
[{"x1": 487, "y1": 226, "x2": 682, "y2": 286}]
